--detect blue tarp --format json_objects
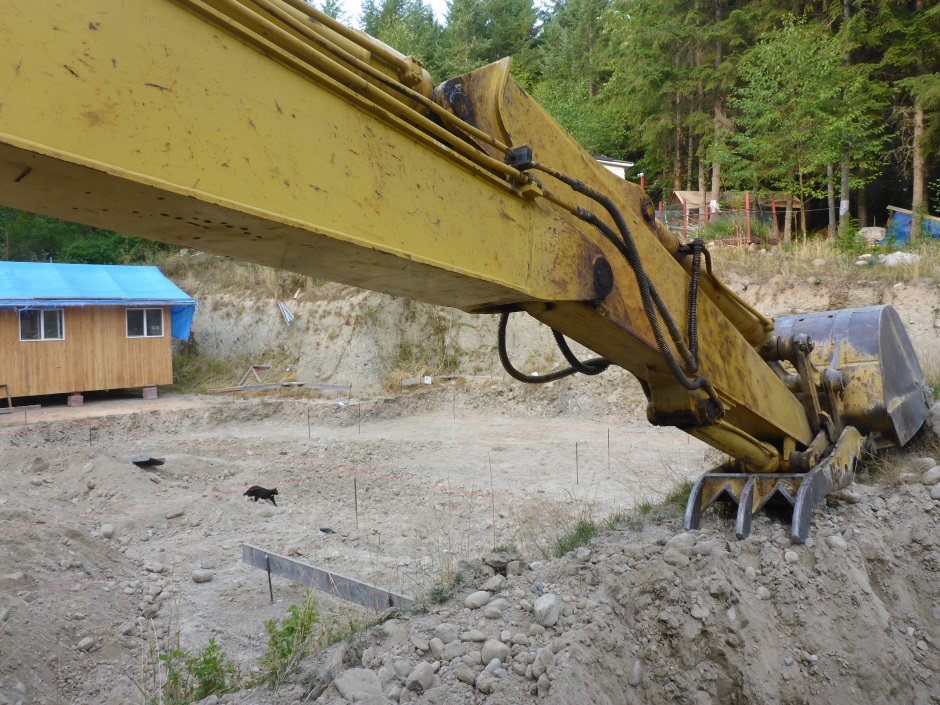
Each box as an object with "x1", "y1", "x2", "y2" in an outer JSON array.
[
  {"x1": 883, "y1": 209, "x2": 940, "y2": 245},
  {"x1": 0, "y1": 262, "x2": 196, "y2": 340}
]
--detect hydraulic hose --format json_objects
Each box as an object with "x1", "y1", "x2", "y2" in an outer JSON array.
[{"x1": 497, "y1": 312, "x2": 609, "y2": 384}]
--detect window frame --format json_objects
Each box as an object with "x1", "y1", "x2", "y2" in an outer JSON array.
[
  {"x1": 18, "y1": 308, "x2": 65, "y2": 342},
  {"x1": 126, "y1": 307, "x2": 165, "y2": 339}
]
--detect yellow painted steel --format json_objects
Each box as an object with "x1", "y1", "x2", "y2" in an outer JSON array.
[{"x1": 0, "y1": 0, "x2": 816, "y2": 464}]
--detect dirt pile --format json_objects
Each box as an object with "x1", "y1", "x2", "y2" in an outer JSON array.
[{"x1": 220, "y1": 447, "x2": 940, "y2": 705}]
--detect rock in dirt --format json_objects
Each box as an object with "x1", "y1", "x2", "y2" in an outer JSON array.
[
  {"x1": 532, "y1": 647, "x2": 555, "y2": 678},
  {"x1": 881, "y1": 251, "x2": 920, "y2": 267},
  {"x1": 663, "y1": 547, "x2": 690, "y2": 567},
  {"x1": 100, "y1": 524, "x2": 114, "y2": 539},
  {"x1": 333, "y1": 668, "x2": 381, "y2": 702},
  {"x1": 191, "y1": 569, "x2": 215, "y2": 584},
  {"x1": 906, "y1": 457, "x2": 937, "y2": 472},
  {"x1": 628, "y1": 659, "x2": 642, "y2": 686},
  {"x1": 665, "y1": 532, "x2": 696, "y2": 556},
  {"x1": 432, "y1": 623, "x2": 458, "y2": 644},
  {"x1": 692, "y1": 540, "x2": 718, "y2": 556},
  {"x1": 464, "y1": 591, "x2": 491, "y2": 609},
  {"x1": 484, "y1": 598, "x2": 510, "y2": 619},
  {"x1": 405, "y1": 662, "x2": 434, "y2": 692},
  {"x1": 461, "y1": 629, "x2": 486, "y2": 642},
  {"x1": 28, "y1": 457, "x2": 49, "y2": 473},
  {"x1": 533, "y1": 594, "x2": 559, "y2": 627},
  {"x1": 826, "y1": 535, "x2": 848, "y2": 550},
  {"x1": 0, "y1": 607, "x2": 9, "y2": 622},
  {"x1": 537, "y1": 673, "x2": 551, "y2": 697},
  {"x1": 165, "y1": 509, "x2": 184, "y2": 520},
  {"x1": 484, "y1": 552, "x2": 521, "y2": 570},
  {"x1": 481, "y1": 639, "x2": 510, "y2": 664},
  {"x1": 930, "y1": 483, "x2": 940, "y2": 501},
  {"x1": 921, "y1": 466, "x2": 940, "y2": 485},
  {"x1": 479, "y1": 574, "x2": 505, "y2": 592},
  {"x1": 76, "y1": 636, "x2": 95, "y2": 652}
]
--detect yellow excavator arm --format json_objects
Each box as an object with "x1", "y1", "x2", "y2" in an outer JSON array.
[{"x1": 0, "y1": 0, "x2": 929, "y2": 539}]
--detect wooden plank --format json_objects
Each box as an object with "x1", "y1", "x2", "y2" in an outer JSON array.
[
  {"x1": 241, "y1": 543, "x2": 413, "y2": 611},
  {"x1": 210, "y1": 382, "x2": 352, "y2": 394}
]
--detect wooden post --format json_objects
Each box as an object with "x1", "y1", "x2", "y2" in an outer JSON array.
[
  {"x1": 658, "y1": 201, "x2": 663, "y2": 224},
  {"x1": 265, "y1": 554, "x2": 274, "y2": 604},
  {"x1": 745, "y1": 191, "x2": 751, "y2": 243},
  {"x1": 771, "y1": 199, "x2": 778, "y2": 241}
]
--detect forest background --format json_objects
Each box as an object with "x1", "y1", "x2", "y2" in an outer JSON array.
[
  {"x1": 1, "y1": 0, "x2": 938, "y2": 261},
  {"x1": 339, "y1": 0, "x2": 940, "y2": 243}
]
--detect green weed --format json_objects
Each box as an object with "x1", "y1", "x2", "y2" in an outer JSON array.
[
  {"x1": 427, "y1": 572, "x2": 464, "y2": 604},
  {"x1": 151, "y1": 637, "x2": 241, "y2": 705},
  {"x1": 553, "y1": 518, "x2": 598, "y2": 557},
  {"x1": 256, "y1": 593, "x2": 321, "y2": 689}
]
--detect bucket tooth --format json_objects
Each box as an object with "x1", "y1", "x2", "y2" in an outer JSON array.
[
  {"x1": 734, "y1": 478, "x2": 755, "y2": 540},
  {"x1": 684, "y1": 427, "x2": 867, "y2": 540},
  {"x1": 684, "y1": 467, "x2": 742, "y2": 531},
  {"x1": 789, "y1": 426, "x2": 866, "y2": 543}
]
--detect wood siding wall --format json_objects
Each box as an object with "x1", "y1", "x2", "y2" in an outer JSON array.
[{"x1": 0, "y1": 305, "x2": 172, "y2": 397}]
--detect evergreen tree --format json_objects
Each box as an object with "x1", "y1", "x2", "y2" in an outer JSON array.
[
  {"x1": 360, "y1": 0, "x2": 446, "y2": 79},
  {"x1": 439, "y1": 0, "x2": 539, "y2": 86},
  {"x1": 878, "y1": 0, "x2": 940, "y2": 236},
  {"x1": 730, "y1": 19, "x2": 884, "y2": 241},
  {"x1": 532, "y1": 0, "x2": 612, "y2": 151}
]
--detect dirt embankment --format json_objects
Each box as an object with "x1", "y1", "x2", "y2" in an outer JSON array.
[{"x1": 181, "y1": 256, "x2": 940, "y2": 392}]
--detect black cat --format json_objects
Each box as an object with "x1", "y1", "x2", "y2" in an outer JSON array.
[{"x1": 244, "y1": 486, "x2": 279, "y2": 506}]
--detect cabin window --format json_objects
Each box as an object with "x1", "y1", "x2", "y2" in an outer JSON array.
[
  {"x1": 127, "y1": 308, "x2": 164, "y2": 338},
  {"x1": 19, "y1": 309, "x2": 64, "y2": 341}
]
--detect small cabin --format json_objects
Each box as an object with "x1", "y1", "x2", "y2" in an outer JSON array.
[{"x1": 0, "y1": 262, "x2": 195, "y2": 401}]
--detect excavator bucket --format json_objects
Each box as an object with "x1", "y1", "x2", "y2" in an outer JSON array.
[
  {"x1": 773, "y1": 305, "x2": 931, "y2": 447},
  {"x1": 686, "y1": 305, "x2": 932, "y2": 542}
]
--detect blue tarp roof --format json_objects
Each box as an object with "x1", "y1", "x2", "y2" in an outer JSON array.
[
  {"x1": 882, "y1": 207, "x2": 940, "y2": 245},
  {"x1": 0, "y1": 262, "x2": 196, "y2": 340}
]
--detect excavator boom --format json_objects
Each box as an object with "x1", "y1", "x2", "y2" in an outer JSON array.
[{"x1": 0, "y1": 0, "x2": 929, "y2": 537}]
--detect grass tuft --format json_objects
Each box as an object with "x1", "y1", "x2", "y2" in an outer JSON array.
[{"x1": 553, "y1": 518, "x2": 598, "y2": 557}]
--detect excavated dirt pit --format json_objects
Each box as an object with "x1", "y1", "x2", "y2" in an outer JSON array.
[{"x1": 0, "y1": 378, "x2": 721, "y2": 704}]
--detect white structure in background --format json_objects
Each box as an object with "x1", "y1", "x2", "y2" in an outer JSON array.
[{"x1": 594, "y1": 156, "x2": 635, "y2": 179}]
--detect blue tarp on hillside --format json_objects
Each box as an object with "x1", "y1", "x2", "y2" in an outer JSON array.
[
  {"x1": 0, "y1": 262, "x2": 196, "y2": 340},
  {"x1": 883, "y1": 208, "x2": 940, "y2": 245}
]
